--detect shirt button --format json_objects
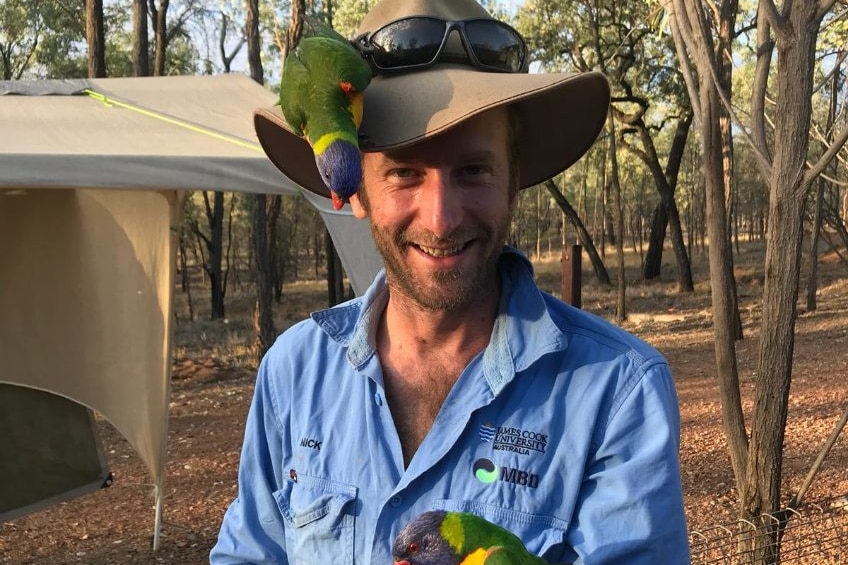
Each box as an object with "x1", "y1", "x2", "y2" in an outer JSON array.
[
  {"x1": 374, "y1": 393, "x2": 383, "y2": 406},
  {"x1": 389, "y1": 495, "x2": 402, "y2": 507}
]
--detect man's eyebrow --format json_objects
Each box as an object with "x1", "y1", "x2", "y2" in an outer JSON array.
[{"x1": 377, "y1": 149, "x2": 499, "y2": 165}]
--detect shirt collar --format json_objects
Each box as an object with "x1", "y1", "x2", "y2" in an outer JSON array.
[{"x1": 309, "y1": 247, "x2": 568, "y2": 390}]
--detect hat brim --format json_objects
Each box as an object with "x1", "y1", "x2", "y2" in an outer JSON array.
[{"x1": 254, "y1": 66, "x2": 610, "y2": 199}]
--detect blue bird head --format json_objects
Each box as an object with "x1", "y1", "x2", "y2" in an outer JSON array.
[{"x1": 315, "y1": 138, "x2": 362, "y2": 201}]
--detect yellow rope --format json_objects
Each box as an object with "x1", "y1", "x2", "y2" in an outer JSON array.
[{"x1": 83, "y1": 88, "x2": 263, "y2": 153}]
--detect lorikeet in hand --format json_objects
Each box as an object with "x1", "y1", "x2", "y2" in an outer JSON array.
[
  {"x1": 279, "y1": 16, "x2": 372, "y2": 210},
  {"x1": 392, "y1": 510, "x2": 552, "y2": 565}
]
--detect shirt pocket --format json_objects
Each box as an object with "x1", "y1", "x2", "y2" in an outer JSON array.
[
  {"x1": 432, "y1": 499, "x2": 570, "y2": 562},
  {"x1": 274, "y1": 473, "x2": 358, "y2": 565}
]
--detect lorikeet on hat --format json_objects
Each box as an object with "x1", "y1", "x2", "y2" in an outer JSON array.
[
  {"x1": 255, "y1": 0, "x2": 610, "y2": 203},
  {"x1": 392, "y1": 510, "x2": 552, "y2": 565},
  {"x1": 278, "y1": 16, "x2": 372, "y2": 210}
]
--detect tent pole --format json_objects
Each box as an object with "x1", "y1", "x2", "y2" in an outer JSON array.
[{"x1": 152, "y1": 484, "x2": 163, "y2": 550}]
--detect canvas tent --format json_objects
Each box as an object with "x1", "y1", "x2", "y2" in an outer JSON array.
[{"x1": 0, "y1": 74, "x2": 381, "y2": 546}]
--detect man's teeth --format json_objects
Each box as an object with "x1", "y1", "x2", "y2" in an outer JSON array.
[{"x1": 418, "y1": 244, "x2": 464, "y2": 257}]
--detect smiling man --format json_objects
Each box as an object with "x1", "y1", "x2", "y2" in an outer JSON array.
[{"x1": 210, "y1": 1, "x2": 690, "y2": 564}]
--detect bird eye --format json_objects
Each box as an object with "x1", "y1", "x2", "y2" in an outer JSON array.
[{"x1": 408, "y1": 542, "x2": 419, "y2": 554}]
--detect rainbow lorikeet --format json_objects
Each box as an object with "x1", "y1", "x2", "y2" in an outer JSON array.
[
  {"x1": 392, "y1": 510, "x2": 552, "y2": 565},
  {"x1": 279, "y1": 16, "x2": 372, "y2": 210}
]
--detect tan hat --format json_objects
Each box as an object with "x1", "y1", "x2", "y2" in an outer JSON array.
[{"x1": 254, "y1": 0, "x2": 610, "y2": 200}]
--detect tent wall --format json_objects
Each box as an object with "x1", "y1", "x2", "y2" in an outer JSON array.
[
  {"x1": 0, "y1": 188, "x2": 178, "y2": 495},
  {"x1": 0, "y1": 75, "x2": 382, "y2": 539}
]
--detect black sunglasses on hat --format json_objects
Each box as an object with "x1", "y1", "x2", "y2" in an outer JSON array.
[{"x1": 355, "y1": 16, "x2": 528, "y2": 74}]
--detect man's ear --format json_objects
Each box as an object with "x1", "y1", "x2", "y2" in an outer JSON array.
[{"x1": 349, "y1": 192, "x2": 369, "y2": 219}]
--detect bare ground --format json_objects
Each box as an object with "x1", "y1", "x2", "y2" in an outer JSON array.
[{"x1": 2, "y1": 240, "x2": 847, "y2": 564}]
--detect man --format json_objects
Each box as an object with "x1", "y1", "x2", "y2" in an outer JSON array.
[{"x1": 211, "y1": 0, "x2": 690, "y2": 563}]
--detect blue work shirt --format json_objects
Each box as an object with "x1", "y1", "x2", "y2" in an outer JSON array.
[{"x1": 211, "y1": 248, "x2": 690, "y2": 564}]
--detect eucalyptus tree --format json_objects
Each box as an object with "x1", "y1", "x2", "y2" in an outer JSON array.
[
  {"x1": 670, "y1": 0, "x2": 848, "y2": 560},
  {"x1": 132, "y1": 0, "x2": 149, "y2": 75},
  {"x1": 85, "y1": 0, "x2": 106, "y2": 77},
  {"x1": 0, "y1": 0, "x2": 85, "y2": 79},
  {"x1": 517, "y1": 0, "x2": 695, "y2": 293}
]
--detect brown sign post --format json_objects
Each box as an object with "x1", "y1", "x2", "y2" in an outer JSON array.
[{"x1": 562, "y1": 244, "x2": 582, "y2": 308}]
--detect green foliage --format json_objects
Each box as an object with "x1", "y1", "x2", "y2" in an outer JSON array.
[
  {"x1": 325, "y1": 0, "x2": 369, "y2": 39},
  {"x1": 0, "y1": 0, "x2": 85, "y2": 79}
]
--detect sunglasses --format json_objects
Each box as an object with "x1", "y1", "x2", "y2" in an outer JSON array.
[{"x1": 355, "y1": 16, "x2": 527, "y2": 74}]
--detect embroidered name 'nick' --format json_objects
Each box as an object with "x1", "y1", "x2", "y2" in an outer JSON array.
[{"x1": 300, "y1": 437, "x2": 322, "y2": 450}]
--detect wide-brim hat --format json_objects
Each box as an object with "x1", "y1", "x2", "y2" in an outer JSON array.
[{"x1": 254, "y1": 0, "x2": 610, "y2": 200}]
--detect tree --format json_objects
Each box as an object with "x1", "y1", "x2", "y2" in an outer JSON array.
[
  {"x1": 671, "y1": 0, "x2": 848, "y2": 560},
  {"x1": 245, "y1": 0, "x2": 263, "y2": 83},
  {"x1": 517, "y1": 0, "x2": 694, "y2": 292},
  {"x1": 544, "y1": 179, "x2": 612, "y2": 285},
  {"x1": 132, "y1": 0, "x2": 150, "y2": 76},
  {"x1": 184, "y1": 192, "x2": 232, "y2": 319},
  {"x1": 85, "y1": 0, "x2": 107, "y2": 77},
  {"x1": 668, "y1": 0, "x2": 748, "y2": 511},
  {"x1": 148, "y1": 0, "x2": 203, "y2": 76},
  {"x1": 149, "y1": 0, "x2": 169, "y2": 75},
  {"x1": 251, "y1": 0, "x2": 301, "y2": 358}
]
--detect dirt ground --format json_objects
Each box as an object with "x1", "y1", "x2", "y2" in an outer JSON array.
[{"x1": 2, "y1": 241, "x2": 847, "y2": 564}]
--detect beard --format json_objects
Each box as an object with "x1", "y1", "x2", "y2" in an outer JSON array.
[{"x1": 368, "y1": 215, "x2": 511, "y2": 312}]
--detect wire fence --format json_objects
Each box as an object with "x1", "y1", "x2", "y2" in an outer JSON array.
[{"x1": 689, "y1": 496, "x2": 848, "y2": 564}]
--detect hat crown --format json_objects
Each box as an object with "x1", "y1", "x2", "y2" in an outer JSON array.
[{"x1": 356, "y1": 0, "x2": 493, "y2": 35}]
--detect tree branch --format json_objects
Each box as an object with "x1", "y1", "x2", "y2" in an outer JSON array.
[
  {"x1": 804, "y1": 124, "x2": 848, "y2": 187},
  {"x1": 750, "y1": 4, "x2": 774, "y2": 172},
  {"x1": 668, "y1": 0, "x2": 703, "y2": 120},
  {"x1": 759, "y1": 0, "x2": 785, "y2": 34}
]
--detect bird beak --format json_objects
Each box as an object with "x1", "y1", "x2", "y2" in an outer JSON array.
[{"x1": 393, "y1": 561, "x2": 411, "y2": 565}]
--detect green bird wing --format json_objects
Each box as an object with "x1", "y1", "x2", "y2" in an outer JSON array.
[
  {"x1": 278, "y1": 23, "x2": 371, "y2": 145},
  {"x1": 445, "y1": 513, "x2": 549, "y2": 565},
  {"x1": 301, "y1": 14, "x2": 350, "y2": 44}
]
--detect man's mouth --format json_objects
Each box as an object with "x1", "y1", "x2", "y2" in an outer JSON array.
[{"x1": 415, "y1": 243, "x2": 467, "y2": 257}]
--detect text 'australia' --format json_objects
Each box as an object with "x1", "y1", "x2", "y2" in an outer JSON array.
[{"x1": 493, "y1": 426, "x2": 548, "y2": 455}]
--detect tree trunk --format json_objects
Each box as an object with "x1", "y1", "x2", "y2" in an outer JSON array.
[
  {"x1": 806, "y1": 57, "x2": 839, "y2": 311},
  {"x1": 245, "y1": 0, "x2": 263, "y2": 84},
  {"x1": 252, "y1": 194, "x2": 275, "y2": 357},
  {"x1": 149, "y1": 0, "x2": 169, "y2": 76},
  {"x1": 132, "y1": 0, "x2": 149, "y2": 76},
  {"x1": 85, "y1": 0, "x2": 106, "y2": 78},
  {"x1": 744, "y1": 7, "x2": 822, "y2": 560},
  {"x1": 632, "y1": 112, "x2": 694, "y2": 291},
  {"x1": 669, "y1": 0, "x2": 749, "y2": 501},
  {"x1": 325, "y1": 229, "x2": 345, "y2": 306},
  {"x1": 207, "y1": 191, "x2": 226, "y2": 319},
  {"x1": 718, "y1": 0, "x2": 744, "y2": 341},
  {"x1": 545, "y1": 180, "x2": 611, "y2": 286},
  {"x1": 608, "y1": 116, "x2": 626, "y2": 323},
  {"x1": 643, "y1": 203, "x2": 667, "y2": 279}
]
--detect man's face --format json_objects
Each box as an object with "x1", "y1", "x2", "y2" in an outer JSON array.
[{"x1": 351, "y1": 107, "x2": 517, "y2": 312}]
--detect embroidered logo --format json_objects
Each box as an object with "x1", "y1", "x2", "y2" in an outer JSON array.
[
  {"x1": 472, "y1": 458, "x2": 539, "y2": 489},
  {"x1": 482, "y1": 425, "x2": 549, "y2": 455},
  {"x1": 299, "y1": 437, "x2": 322, "y2": 451},
  {"x1": 479, "y1": 423, "x2": 497, "y2": 443}
]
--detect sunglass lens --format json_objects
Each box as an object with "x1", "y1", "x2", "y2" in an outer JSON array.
[
  {"x1": 464, "y1": 20, "x2": 525, "y2": 72},
  {"x1": 369, "y1": 18, "x2": 446, "y2": 69}
]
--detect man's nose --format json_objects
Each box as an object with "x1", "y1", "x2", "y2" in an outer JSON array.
[{"x1": 419, "y1": 171, "x2": 462, "y2": 238}]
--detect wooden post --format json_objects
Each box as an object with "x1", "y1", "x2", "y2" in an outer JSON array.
[{"x1": 562, "y1": 244, "x2": 582, "y2": 308}]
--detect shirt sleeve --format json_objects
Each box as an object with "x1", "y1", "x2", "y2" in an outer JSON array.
[
  {"x1": 210, "y1": 356, "x2": 290, "y2": 565},
  {"x1": 567, "y1": 361, "x2": 690, "y2": 564}
]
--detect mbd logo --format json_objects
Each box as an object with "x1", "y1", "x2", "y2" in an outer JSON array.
[
  {"x1": 473, "y1": 458, "x2": 499, "y2": 483},
  {"x1": 472, "y1": 458, "x2": 540, "y2": 489}
]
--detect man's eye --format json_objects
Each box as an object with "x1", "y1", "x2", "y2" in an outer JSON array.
[
  {"x1": 458, "y1": 164, "x2": 489, "y2": 177},
  {"x1": 389, "y1": 168, "x2": 417, "y2": 179}
]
